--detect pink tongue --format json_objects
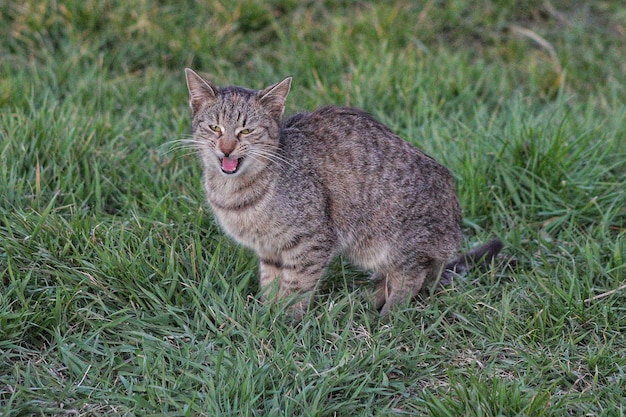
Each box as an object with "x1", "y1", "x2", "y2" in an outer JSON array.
[{"x1": 221, "y1": 157, "x2": 239, "y2": 172}]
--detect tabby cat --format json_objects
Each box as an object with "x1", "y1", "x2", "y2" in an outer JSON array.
[{"x1": 184, "y1": 68, "x2": 502, "y2": 320}]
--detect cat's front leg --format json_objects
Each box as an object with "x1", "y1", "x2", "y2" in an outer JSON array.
[
  {"x1": 369, "y1": 272, "x2": 389, "y2": 311},
  {"x1": 259, "y1": 257, "x2": 313, "y2": 320},
  {"x1": 258, "y1": 250, "x2": 331, "y2": 321},
  {"x1": 277, "y1": 266, "x2": 324, "y2": 321},
  {"x1": 259, "y1": 257, "x2": 283, "y2": 303}
]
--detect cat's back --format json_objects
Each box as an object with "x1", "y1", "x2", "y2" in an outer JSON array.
[
  {"x1": 282, "y1": 105, "x2": 454, "y2": 188},
  {"x1": 280, "y1": 105, "x2": 462, "y2": 259},
  {"x1": 284, "y1": 105, "x2": 396, "y2": 145}
]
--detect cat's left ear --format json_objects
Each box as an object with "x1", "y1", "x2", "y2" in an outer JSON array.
[{"x1": 259, "y1": 77, "x2": 292, "y2": 119}]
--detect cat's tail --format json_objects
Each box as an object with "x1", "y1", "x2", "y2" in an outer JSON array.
[{"x1": 440, "y1": 238, "x2": 504, "y2": 285}]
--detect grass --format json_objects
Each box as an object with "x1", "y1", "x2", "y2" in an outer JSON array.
[{"x1": 1, "y1": 0, "x2": 625, "y2": 415}]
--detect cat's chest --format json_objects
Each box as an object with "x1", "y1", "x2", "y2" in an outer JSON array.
[
  {"x1": 205, "y1": 179, "x2": 284, "y2": 252},
  {"x1": 215, "y1": 203, "x2": 289, "y2": 254},
  {"x1": 213, "y1": 204, "x2": 271, "y2": 242}
]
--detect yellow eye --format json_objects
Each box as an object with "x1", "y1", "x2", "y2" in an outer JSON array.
[
  {"x1": 208, "y1": 125, "x2": 222, "y2": 133},
  {"x1": 240, "y1": 128, "x2": 253, "y2": 135}
]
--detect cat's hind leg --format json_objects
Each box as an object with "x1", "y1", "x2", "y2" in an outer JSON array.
[{"x1": 377, "y1": 259, "x2": 445, "y2": 316}]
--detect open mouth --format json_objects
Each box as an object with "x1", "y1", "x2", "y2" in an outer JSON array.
[{"x1": 219, "y1": 156, "x2": 243, "y2": 174}]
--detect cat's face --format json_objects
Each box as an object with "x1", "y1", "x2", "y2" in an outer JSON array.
[{"x1": 185, "y1": 69, "x2": 291, "y2": 177}]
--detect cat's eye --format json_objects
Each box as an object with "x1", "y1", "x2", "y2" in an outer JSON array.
[
  {"x1": 208, "y1": 124, "x2": 222, "y2": 133},
  {"x1": 239, "y1": 128, "x2": 253, "y2": 135}
]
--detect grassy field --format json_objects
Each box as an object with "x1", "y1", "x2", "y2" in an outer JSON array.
[{"x1": 1, "y1": 0, "x2": 625, "y2": 415}]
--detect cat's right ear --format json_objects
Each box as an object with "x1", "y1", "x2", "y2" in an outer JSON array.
[{"x1": 185, "y1": 68, "x2": 218, "y2": 114}]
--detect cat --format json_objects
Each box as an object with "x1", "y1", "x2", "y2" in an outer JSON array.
[{"x1": 184, "y1": 68, "x2": 502, "y2": 321}]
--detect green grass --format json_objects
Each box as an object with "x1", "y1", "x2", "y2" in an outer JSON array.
[{"x1": 1, "y1": 0, "x2": 625, "y2": 415}]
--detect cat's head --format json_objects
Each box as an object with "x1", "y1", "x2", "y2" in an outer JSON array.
[{"x1": 185, "y1": 68, "x2": 292, "y2": 177}]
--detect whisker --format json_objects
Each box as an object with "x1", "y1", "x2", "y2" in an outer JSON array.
[
  {"x1": 246, "y1": 149, "x2": 292, "y2": 172},
  {"x1": 251, "y1": 144, "x2": 294, "y2": 167},
  {"x1": 161, "y1": 137, "x2": 211, "y2": 155},
  {"x1": 252, "y1": 152, "x2": 290, "y2": 167},
  {"x1": 246, "y1": 153, "x2": 288, "y2": 174}
]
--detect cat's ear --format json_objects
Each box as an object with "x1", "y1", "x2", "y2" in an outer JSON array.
[
  {"x1": 259, "y1": 77, "x2": 292, "y2": 119},
  {"x1": 185, "y1": 68, "x2": 218, "y2": 113}
]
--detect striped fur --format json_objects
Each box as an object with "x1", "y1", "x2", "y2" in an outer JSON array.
[{"x1": 184, "y1": 69, "x2": 500, "y2": 320}]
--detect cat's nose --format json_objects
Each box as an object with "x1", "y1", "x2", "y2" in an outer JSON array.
[{"x1": 218, "y1": 139, "x2": 237, "y2": 156}]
